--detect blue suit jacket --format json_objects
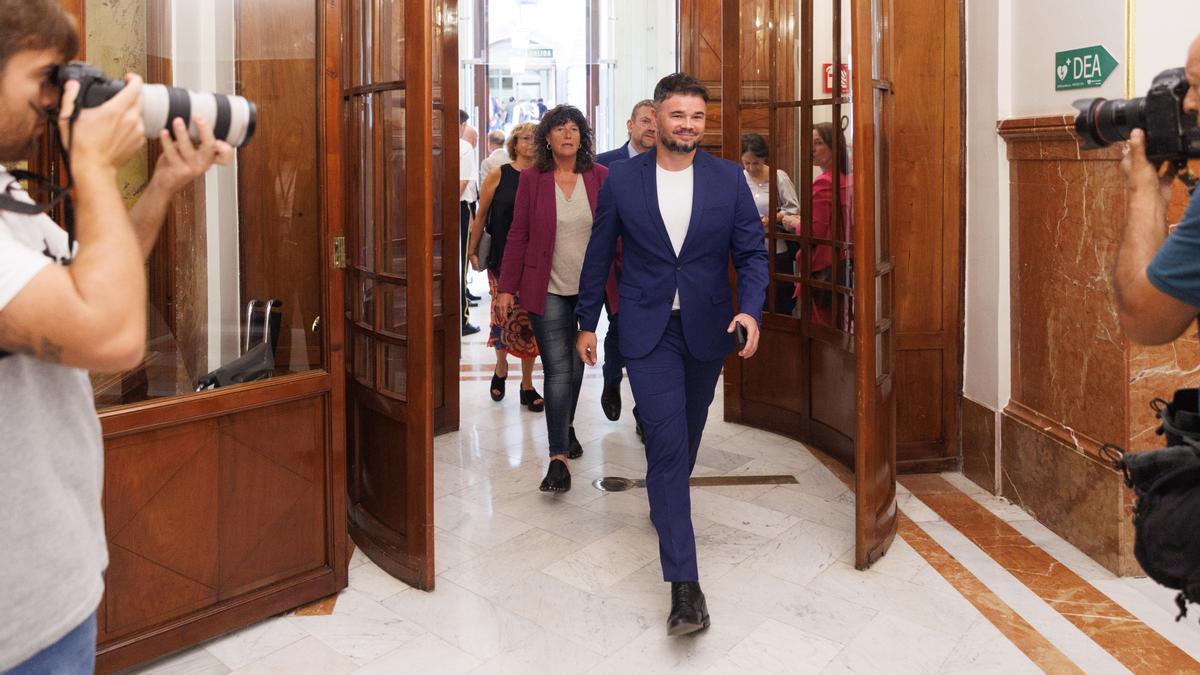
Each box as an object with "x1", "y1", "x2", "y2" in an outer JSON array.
[
  {"x1": 595, "y1": 141, "x2": 631, "y2": 168},
  {"x1": 576, "y1": 148, "x2": 769, "y2": 362}
]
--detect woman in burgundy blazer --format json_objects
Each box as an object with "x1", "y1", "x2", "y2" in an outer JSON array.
[{"x1": 497, "y1": 105, "x2": 617, "y2": 492}]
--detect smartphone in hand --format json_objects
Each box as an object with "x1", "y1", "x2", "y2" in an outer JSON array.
[{"x1": 735, "y1": 322, "x2": 748, "y2": 348}]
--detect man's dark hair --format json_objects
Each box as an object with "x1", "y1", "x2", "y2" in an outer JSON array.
[
  {"x1": 534, "y1": 105, "x2": 594, "y2": 173},
  {"x1": 740, "y1": 132, "x2": 769, "y2": 160},
  {"x1": 629, "y1": 99, "x2": 655, "y2": 121},
  {"x1": 458, "y1": 109, "x2": 469, "y2": 124},
  {"x1": 653, "y1": 73, "x2": 710, "y2": 104},
  {"x1": 0, "y1": 0, "x2": 79, "y2": 72}
]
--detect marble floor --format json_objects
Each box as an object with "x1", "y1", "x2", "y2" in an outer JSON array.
[{"x1": 129, "y1": 277, "x2": 1200, "y2": 674}]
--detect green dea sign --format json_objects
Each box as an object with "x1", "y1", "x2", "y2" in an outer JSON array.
[{"x1": 1055, "y1": 45, "x2": 1119, "y2": 91}]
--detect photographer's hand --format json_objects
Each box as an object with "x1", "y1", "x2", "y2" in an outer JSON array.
[
  {"x1": 60, "y1": 74, "x2": 146, "y2": 173},
  {"x1": 129, "y1": 116, "x2": 235, "y2": 256},
  {"x1": 1113, "y1": 128, "x2": 1197, "y2": 345},
  {"x1": 1121, "y1": 129, "x2": 1177, "y2": 206}
]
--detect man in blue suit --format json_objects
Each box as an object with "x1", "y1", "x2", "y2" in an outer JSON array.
[
  {"x1": 576, "y1": 73, "x2": 768, "y2": 636},
  {"x1": 594, "y1": 99, "x2": 657, "y2": 425}
]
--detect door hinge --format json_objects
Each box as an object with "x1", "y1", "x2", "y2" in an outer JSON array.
[{"x1": 333, "y1": 237, "x2": 347, "y2": 269}]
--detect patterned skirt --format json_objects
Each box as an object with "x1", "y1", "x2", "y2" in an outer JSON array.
[{"x1": 487, "y1": 270, "x2": 540, "y2": 359}]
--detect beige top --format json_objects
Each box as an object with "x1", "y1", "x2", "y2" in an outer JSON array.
[{"x1": 548, "y1": 173, "x2": 593, "y2": 296}]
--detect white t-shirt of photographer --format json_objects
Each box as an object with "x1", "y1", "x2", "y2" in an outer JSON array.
[{"x1": 0, "y1": 168, "x2": 106, "y2": 671}]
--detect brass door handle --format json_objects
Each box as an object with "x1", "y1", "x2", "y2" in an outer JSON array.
[{"x1": 312, "y1": 316, "x2": 321, "y2": 332}]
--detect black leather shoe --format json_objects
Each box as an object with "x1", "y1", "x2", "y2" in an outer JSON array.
[
  {"x1": 467, "y1": 299, "x2": 479, "y2": 308},
  {"x1": 667, "y1": 582, "x2": 710, "y2": 636},
  {"x1": 567, "y1": 427, "x2": 583, "y2": 459},
  {"x1": 601, "y1": 380, "x2": 622, "y2": 421},
  {"x1": 465, "y1": 289, "x2": 482, "y2": 301},
  {"x1": 462, "y1": 322, "x2": 481, "y2": 336},
  {"x1": 539, "y1": 459, "x2": 571, "y2": 492}
]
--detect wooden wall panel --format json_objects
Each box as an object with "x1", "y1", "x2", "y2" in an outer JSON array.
[
  {"x1": 237, "y1": 0, "x2": 323, "y2": 371},
  {"x1": 889, "y1": 0, "x2": 963, "y2": 471}
]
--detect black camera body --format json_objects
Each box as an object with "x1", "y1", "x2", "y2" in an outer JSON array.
[
  {"x1": 53, "y1": 62, "x2": 127, "y2": 109},
  {"x1": 1074, "y1": 67, "x2": 1200, "y2": 164}
]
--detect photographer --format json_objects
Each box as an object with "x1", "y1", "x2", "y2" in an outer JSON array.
[
  {"x1": 1113, "y1": 36, "x2": 1200, "y2": 345},
  {"x1": 0, "y1": 2, "x2": 231, "y2": 672}
]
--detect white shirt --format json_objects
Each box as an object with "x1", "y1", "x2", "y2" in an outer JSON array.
[
  {"x1": 656, "y1": 163, "x2": 694, "y2": 310},
  {"x1": 459, "y1": 138, "x2": 478, "y2": 202},
  {"x1": 479, "y1": 147, "x2": 510, "y2": 181}
]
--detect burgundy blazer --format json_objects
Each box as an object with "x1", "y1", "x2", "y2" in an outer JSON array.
[{"x1": 497, "y1": 163, "x2": 619, "y2": 316}]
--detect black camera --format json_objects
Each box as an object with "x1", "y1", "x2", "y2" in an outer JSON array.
[
  {"x1": 1073, "y1": 67, "x2": 1200, "y2": 165},
  {"x1": 54, "y1": 62, "x2": 257, "y2": 148}
]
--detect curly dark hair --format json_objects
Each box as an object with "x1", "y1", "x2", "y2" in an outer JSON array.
[{"x1": 534, "y1": 105, "x2": 594, "y2": 173}]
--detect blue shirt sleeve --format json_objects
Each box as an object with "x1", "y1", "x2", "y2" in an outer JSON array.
[{"x1": 1147, "y1": 186, "x2": 1200, "y2": 308}]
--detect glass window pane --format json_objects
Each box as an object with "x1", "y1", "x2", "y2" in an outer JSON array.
[
  {"x1": 384, "y1": 91, "x2": 408, "y2": 275},
  {"x1": 740, "y1": 0, "x2": 771, "y2": 104},
  {"x1": 379, "y1": 0, "x2": 405, "y2": 82},
  {"x1": 87, "y1": 0, "x2": 324, "y2": 409},
  {"x1": 352, "y1": 333, "x2": 375, "y2": 386},
  {"x1": 384, "y1": 343, "x2": 407, "y2": 398},
  {"x1": 382, "y1": 283, "x2": 407, "y2": 335}
]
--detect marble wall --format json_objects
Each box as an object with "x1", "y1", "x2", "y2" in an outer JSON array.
[
  {"x1": 960, "y1": 397, "x2": 996, "y2": 493},
  {"x1": 993, "y1": 114, "x2": 1200, "y2": 576}
]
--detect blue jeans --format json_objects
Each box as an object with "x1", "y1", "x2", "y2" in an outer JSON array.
[
  {"x1": 8, "y1": 614, "x2": 96, "y2": 675},
  {"x1": 529, "y1": 293, "x2": 584, "y2": 458}
]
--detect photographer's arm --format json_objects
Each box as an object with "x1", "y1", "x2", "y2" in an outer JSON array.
[
  {"x1": 1113, "y1": 129, "x2": 1198, "y2": 345},
  {"x1": 129, "y1": 116, "x2": 233, "y2": 256},
  {"x1": 0, "y1": 77, "x2": 150, "y2": 371}
]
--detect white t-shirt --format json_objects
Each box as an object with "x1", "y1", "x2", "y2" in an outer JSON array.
[
  {"x1": 479, "y1": 147, "x2": 510, "y2": 182},
  {"x1": 656, "y1": 163, "x2": 694, "y2": 310},
  {"x1": 459, "y1": 138, "x2": 478, "y2": 202},
  {"x1": 0, "y1": 170, "x2": 107, "y2": 670}
]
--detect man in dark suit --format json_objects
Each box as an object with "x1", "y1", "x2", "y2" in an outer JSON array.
[
  {"x1": 594, "y1": 99, "x2": 657, "y2": 425},
  {"x1": 576, "y1": 74, "x2": 768, "y2": 636}
]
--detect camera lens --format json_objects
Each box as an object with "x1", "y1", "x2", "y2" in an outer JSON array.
[
  {"x1": 1073, "y1": 97, "x2": 1148, "y2": 150},
  {"x1": 141, "y1": 85, "x2": 257, "y2": 148}
]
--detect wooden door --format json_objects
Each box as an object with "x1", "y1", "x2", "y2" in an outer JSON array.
[
  {"x1": 344, "y1": 0, "x2": 458, "y2": 590},
  {"x1": 718, "y1": 0, "x2": 859, "y2": 463},
  {"x1": 852, "y1": 0, "x2": 897, "y2": 568}
]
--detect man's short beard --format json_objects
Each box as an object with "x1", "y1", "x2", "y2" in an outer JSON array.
[{"x1": 661, "y1": 136, "x2": 698, "y2": 154}]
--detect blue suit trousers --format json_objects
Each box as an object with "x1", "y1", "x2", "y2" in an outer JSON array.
[{"x1": 626, "y1": 315, "x2": 724, "y2": 582}]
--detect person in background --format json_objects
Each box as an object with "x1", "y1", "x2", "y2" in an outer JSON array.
[
  {"x1": 459, "y1": 109, "x2": 482, "y2": 335},
  {"x1": 594, "y1": 99, "x2": 657, "y2": 432},
  {"x1": 782, "y1": 121, "x2": 851, "y2": 327},
  {"x1": 0, "y1": 2, "x2": 232, "y2": 670},
  {"x1": 468, "y1": 123, "x2": 543, "y2": 411},
  {"x1": 480, "y1": 129, "x2": 509, "y2": 178},
  {"x1": 496, "y1": 105, "x2": 616, "y2": 493},
  {"x1": 536, "y1": 97, "x2": 548, "y2": 118},
  {"x1": 740, "y1": 132, "x2": 800, "y2": 316},
  {"x1": 575, "y1": 73, "x2": 768, "y2": 636}
]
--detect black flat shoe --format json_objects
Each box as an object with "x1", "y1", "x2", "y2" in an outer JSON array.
[
  {"x1": 490, "y1": 372, "x2": 506, "y2": 402},
  {"x1": 667, "y1": 582, "x2": 710, "y2": 636},
  {"x1": 601, "y1": 380, "x2": 622, "y2": 421},
  {"x1": 539, "y1": 459, "x2": 571, "y2": 492},
  {"x1": 567, "y1": 427, "x2": 583, "y2": 459},
  {"x1": 520, "y1": 387, "x2": 545, "y2": 412},
  {"x1": 465, "y1": 289, "x2": 481, "y2": 301},
  {"x1": 462, "y1": 322, "x2": 481, "y2": 336}
]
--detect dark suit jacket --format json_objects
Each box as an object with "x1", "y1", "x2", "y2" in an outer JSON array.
[
  {"x1": 497, "y1": 164, "x2": 617, "y2": 316},
  {"x1": 595, "y1": 141, "x2": 631, "y2": 168},
  {"x1": 576, "y1": 148, "x2": 768, "y2": 361}
]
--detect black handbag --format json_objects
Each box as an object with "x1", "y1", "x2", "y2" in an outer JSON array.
[{"x1": 195, "y1": 298, "x2": 282, "y2": 391}]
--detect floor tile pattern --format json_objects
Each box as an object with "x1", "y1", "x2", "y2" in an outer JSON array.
[{"x1": 124, "y1": 277, "x2": 1200, "y2": 673}]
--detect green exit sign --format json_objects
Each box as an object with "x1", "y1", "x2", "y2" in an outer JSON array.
[{"x1": 1055, "y1": 45, "x2": 1119, "y2": 91}]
